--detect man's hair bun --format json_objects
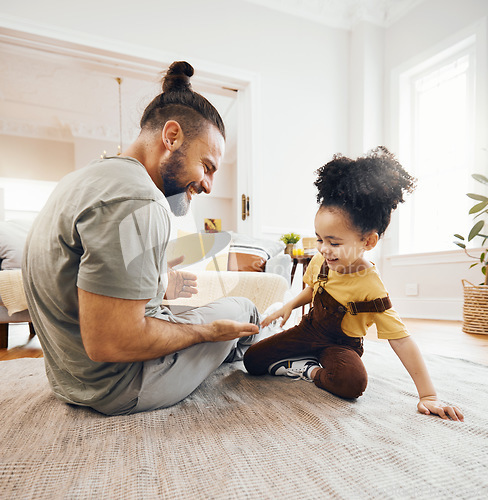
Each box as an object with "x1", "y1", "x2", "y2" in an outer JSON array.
[
  {"x1": 140, "y1": 60, "x2": 225, "y2": 139},
  {"x1": 162, "y1": 61, "x2": 194, "y2": 93}
]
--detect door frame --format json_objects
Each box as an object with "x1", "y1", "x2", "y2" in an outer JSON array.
[{"x1": 0, "y1": 17, "x2": 260, "y2": 235}]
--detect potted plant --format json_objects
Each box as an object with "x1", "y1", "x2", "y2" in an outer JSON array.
[
  {"x1": 280, "y1": 232, "x2": 301, "y2": 256},
  {"x1": 454, "y1": 173, "x2": 488, "y2": 334}
]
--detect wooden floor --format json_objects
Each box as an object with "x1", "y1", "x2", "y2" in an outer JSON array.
[
  {"x1": 365, "y1": 318, "x2": 488, "y2": 366},
  {"x1": 1, "y1": 319, "x2": 488, "y2": 365},
  {"x1": 0, "y1": 323, "x2": 43, "y2": 361}
]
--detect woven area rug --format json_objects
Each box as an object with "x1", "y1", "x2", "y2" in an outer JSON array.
[{"x1": 1, "y1": 340, "x2": 487, "y2": 499}]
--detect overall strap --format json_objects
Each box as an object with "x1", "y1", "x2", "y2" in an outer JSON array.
[
  {"x1": 317, "y1": 259, "x2": 392, "y2": 315},
  {"x1": 318, "y1": 261, "x2": 329, "y2": 281},
  {"x1": 347, "y1": 296, "x2": 392, "y2": 315}
]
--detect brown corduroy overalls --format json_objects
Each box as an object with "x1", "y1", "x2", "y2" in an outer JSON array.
[{"x1": 244, "y1": 263, "x2": 392, "y2": 399}]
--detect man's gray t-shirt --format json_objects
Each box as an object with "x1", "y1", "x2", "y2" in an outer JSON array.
[{"x1": 22, "y1": 157, "x2": 171, "y2": 408}]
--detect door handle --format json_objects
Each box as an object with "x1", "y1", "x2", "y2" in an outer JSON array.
[{"x1": 242, "y1": 194, "x2": 250, "y2": 221}]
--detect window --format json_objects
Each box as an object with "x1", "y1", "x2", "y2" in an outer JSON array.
[
  {"x1": 397, "y1": 36, "x2": 479, "y2": 255},
  {"x1": 0, "y1": 178, "x2": 57, "y2": 221}
]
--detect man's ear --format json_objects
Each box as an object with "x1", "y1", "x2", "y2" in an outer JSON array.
[
  {"x1": 162, "y1": 120, "x2": 184, "y2": 151},
  {"x1": 363, "y1": 232, "x2": 379, "y2": 250}
]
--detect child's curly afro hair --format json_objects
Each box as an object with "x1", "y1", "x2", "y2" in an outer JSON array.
[{"x1": 314, "y1": 146, "x2": 416, "y2": 237}]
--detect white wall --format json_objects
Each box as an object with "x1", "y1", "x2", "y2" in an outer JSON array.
[
  {"x1": 2, "y1": 0, "x2": 486, "y2": 320},
  {"x1": 380, "y1": 0, "x2": 488, "y2": 319},
  {"x1": 348, "y1": 21, "x2": 384, "y2": 157},
  {"x1": 73, "y1": 137, "x2": 119, "y2": 171},
  {"x1": 0, "y1": 0, "x2": 349, "y2": 242},
  {"x1": 0, "y1": 135, "x2": 74, "y2": 180}
]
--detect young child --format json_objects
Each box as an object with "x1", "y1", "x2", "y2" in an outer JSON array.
[{"x1": 244, "y1": 147, "x2": 463, "y2": 421}]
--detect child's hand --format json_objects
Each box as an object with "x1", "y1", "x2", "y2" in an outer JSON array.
[
  {"x1": 261, "y1": 304, "x2": 293, "y2": 328},
  {"x1": 418, "y1": 396, "x2": 464, "y2": 421},
  {"x1": 261, "y1": 307, "x2": 285, "y2": 328}
]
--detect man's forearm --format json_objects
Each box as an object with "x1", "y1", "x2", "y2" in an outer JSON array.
[
  {"x1": 78, "y1": 288, "x2": 258, "y2": 363},
  {"x1": 85, "y1": 311, "x2": 210, "y2": 363}
]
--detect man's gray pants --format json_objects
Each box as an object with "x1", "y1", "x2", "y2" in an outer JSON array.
[{"x1": 93, "y1": 297, "x2": 260, "y2": 415}]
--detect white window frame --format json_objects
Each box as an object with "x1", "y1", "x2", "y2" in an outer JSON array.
[
  {"x1": 387, "y1": 20, "x2": 488, "y2": 264},
  {"x1": 399, "y1": 38, "x2": 476, "y2": 255}
]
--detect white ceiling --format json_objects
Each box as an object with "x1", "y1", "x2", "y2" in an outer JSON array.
[{"x1": 243, "y1": 0, "x2": 425, "y2": 29}]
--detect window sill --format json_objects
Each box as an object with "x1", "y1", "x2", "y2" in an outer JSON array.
[{"x1": 386, "y1": 248, "x2": 483, "y2": 266}]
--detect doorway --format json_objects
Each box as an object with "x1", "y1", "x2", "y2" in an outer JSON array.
[{"x1": 0, "y1": 26, "x2": 258, "y2": 234}]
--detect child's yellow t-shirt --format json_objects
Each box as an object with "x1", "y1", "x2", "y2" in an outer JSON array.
[{"x1": 303, "y1": 253, "x2": 409, "y2": 340}]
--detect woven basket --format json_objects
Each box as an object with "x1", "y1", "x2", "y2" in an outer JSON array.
[{"x1": 462, "y1": 280, "x2": 488, "y2": 335}]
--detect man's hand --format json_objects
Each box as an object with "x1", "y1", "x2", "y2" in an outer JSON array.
[
  {"x1": 418, "y1": 396, "x2": 464, "y2": 421},
  {"x1": 205, "y1": 319, "x2": 259, "y2": 342},
  {"x1": 165, "y1": 256, "x2": 198, "y2": 300},
  {"x1": 165, "y1": 269, "x2": 198, "y2": 300}
]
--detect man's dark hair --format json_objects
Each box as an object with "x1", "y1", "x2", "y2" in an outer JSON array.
[
  {"x1": 140, "y1": 61, "x2": 226, "y2": 140},
  {"x1": 314, "y1": 146, "x2": 416, "y2": 237}
]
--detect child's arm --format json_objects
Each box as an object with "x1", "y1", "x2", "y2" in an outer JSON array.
[
  {"x1": 388, "y1": 336, "x2": 464, "y2": 421},
  {"x1": 261, "y1": 286, "x2": 314, "y2": 328}
]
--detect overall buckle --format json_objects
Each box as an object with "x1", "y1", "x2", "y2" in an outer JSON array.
[{"x1": 347, "y1": 302, "x2": 358, "y2": 315}]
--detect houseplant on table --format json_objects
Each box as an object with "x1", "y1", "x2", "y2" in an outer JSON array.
[
  {"x1": 454, "y1": 173, "x2": 488, "y2": 334},
  {"x1": 280, "y1": 232, "x2": 301, "y2": 256}
]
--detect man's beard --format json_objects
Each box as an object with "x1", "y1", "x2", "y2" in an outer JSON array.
[
  {"x1": 167, "y1": 191, "x2": 190, "y2": 217},
  {"x1": 160, "y1": 148, "x2": 196, "y2": 217}
]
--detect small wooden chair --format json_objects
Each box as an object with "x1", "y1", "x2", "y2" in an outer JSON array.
[{"x1": 0, "y1": 307, "x2": 34, "y2": 349}]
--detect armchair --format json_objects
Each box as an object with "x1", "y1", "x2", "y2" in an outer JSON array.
[{"x1": 0, "y1": 220, "x2": 32, "y2": 349}]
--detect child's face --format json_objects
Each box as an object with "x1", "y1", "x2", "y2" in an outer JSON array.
[{"x1": 314, "y1": 207, "x2": 378, "y2": 274}]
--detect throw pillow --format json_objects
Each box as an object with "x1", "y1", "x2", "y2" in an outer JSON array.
[
  {"x1": 0, "y1": 220, "x2": 32, "y2": 270},
  {"x1": 227, "y1": 233, "x2": 285, "y2": 272}
]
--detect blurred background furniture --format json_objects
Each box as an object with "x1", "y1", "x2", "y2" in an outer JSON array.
[
  {"x1": 168, "y1": 230, "x2": 293, "y2": 285},
  {"x1": 0, "y1": 308, "x2": 34, "y2": 349},
  {"x1": 162, "y1": 270, "x2": 289, "y2": 315},
  {"x1": 0, "y1": 220, "x2": 33, "y2": 349},
  {"x1": 1, "y1": 222, "x2": 293, "y2": 349}
]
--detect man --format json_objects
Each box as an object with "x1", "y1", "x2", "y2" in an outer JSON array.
[{"x1": 22, "y1": 61, "x2": 260, "y2": 415}]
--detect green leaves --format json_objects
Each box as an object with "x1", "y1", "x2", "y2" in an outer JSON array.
[
  {"x1": 469, "y1": 200, "x2": 488, "y2": 215},
  {"x1": 467, "y1": 193, "x2": 488, "y2": 201},
  {"x1": 453, "y1": 233, "x2": 465, "y2": 248},
  {"x1": 457, "y1": 174, "x2": 488, "y2": 242},
  {"x1": 472, "y1": 173, "x2": 488, "y2": 185},
  {"x1": 280, "y1": 232, "x2": 301, "y2": 245},
  {"x1": 467, "y1": 182, "x2": 488, "y2": 216},
  {"x1": 454, "y1": 173, "x2": 488, "y2": 283},
  {"x1": 468, "y1": 220, "x2": 485, "y2": 241}
]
